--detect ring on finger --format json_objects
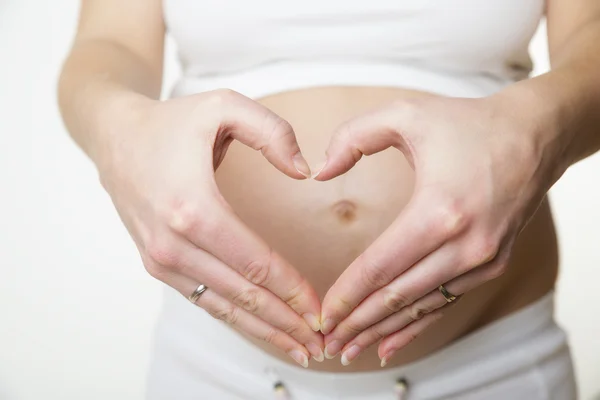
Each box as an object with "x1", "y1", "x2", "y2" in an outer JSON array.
[
  {"x1": 438, "y1": 284, "x2": 458, "y2": 303},
  {"x1": 188, "y1": 284, "x2": 208, "y2": 304}
]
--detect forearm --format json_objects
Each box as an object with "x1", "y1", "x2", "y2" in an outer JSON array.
[
  {"x1": 493, "y1": 22, "x2": 600, "y2": 184},
  {"x1": 58, "y1": 39, "x2": 160, "y2": 164}
]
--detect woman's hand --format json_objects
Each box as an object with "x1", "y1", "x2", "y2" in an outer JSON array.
[
  {"x1": 314, "y1": 94, "x2": 559, "y2": 365},
  {"x1": 97, "y1": 89, "x2": 324, "y2": 366}
]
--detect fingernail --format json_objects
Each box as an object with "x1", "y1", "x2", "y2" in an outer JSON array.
[
  {"x1": 292, "y1": 153, "x2": 311, "y2": 178},
  {"x1": 303, "y1": 313, "x2": 321, "y2": 332},
  {"x1": 320, "y1": 318, "x2": 335, "y2": 335},
  {"x1": 288, "y1": 349, "x2": 309, "y2": 368},
  {"x1": 310, "y1": 159, "x2": 328, "y2": 179},
  {"x1": 324, "y1": 340, "x2": 343, "y2": 359},
  {"x1": 341, "y1": 344, "x2": 361, "y2": 366},
  {"x1": 306, "y1": 343, "x2": 324, "y2": 362},
  {"x1": 380, "y1": 350, "x2": 396, "y2": 367}
]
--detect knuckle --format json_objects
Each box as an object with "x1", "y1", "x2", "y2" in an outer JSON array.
[
  {"x1": 232, "y1": 287, "x2": 262, "y2": 314},
  {"x1": 165, "y1": 199, "x2": 205, "y2": 236},
  {"x1": 360, "y1": 256, "x2": 392, "y2": 289},
  {"x1": 404, "y1": 331, "x2": 419, "y2": 345},
  {"x1": 408, "y1": 303, "x2": 432, "y2": 322},
  {"x1": 282, "y1": 322, "x2": 300, "y2": 337},
  {"x1": 263, "y1": 328, "x2": 279, "y2": 345},
  {"x1": 210, "y1": 305, "x2": 239, "y2": 325},
  {"x1": 337, "y1": 121, "x2": 355, "y2": 142},
  {"x1": 483, "y1": 261, "x2": 508, "y2": 281},
  {"x1": 391, "y1": 97, "x2": 420, "y2": 124},
  {"x1": 335, "y1": 121, "x2": 364, "y2": 163},
  {"x1": 371, "y1": 325, "x2": 387, "y2": 341},
  {"x1": 242, "y1": 250, "x2": 273, "y2": 286},
  {"x1": 465, "y1": 236, "x2": 500, "y2": 266},
  {"x1": 143, "y1": 259, "x2": 169, "y2": 281},
  {"x1": 281, "y1": 278, "x2": 306, "y2": 310},
  {"x1": 270, "y1": 117, "x2": 294, "y2": 140},
  {"x1": 433, "y1": 200, "x2": 469, "y2": 238},
  {"x1": 382, "y1": 288, "x2": 411, "y2": 313},
  {"x1": 393, "y1": 329, "x2": 422, "y2": 349},
  {"x1": 261, "y1": 116, "x2": 294, "y2": 154},
  {"x1": 342, "y1": 319, "x2": 364, "y2": 336},
  {"x1": 206, "y1": 88, "x2": 236, "y2": 106},
  {"x1": 145, "y1": 236, "x2": 181, "y2": 269},
  {"x1": 332, "y1": 295, "x2": 354, "y2": 315}
]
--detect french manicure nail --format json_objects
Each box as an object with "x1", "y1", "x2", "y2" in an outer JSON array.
[
  {"x1": 310, "y1": 159, "x2": 328, "y2": 179},
  {"x1": 380, "y1": 350, "x2": 396, "y2": 367},
  {"x1": 303, "y1": 313, "x2": 321, "y2": 332},
  {"x1": 320, "y1": 318, "x2": 335, "y2": 335},
  {"x1": 341, "y1": 344, "x2": 361, "y2": 366},
  {"x1": 324, "y1": 340, "x2": 343, "y2": 359},
  {"x1": 292, "y1": 153, "x2": 311, "y2": 178},
  {"x1": 306, "y1": 343, "x2": 324, "y2": 362},
  {"x1": 288, "y1": 349, "x2": 309, "y2": 368},
  {"x1": 342, "y1": 344, "x2": 362, "y2": 366}
]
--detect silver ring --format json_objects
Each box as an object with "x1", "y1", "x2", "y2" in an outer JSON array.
[
  {"x1": 438, "y1": 285, "x2": 457, "y2": 303},
  {"x1": 188, "y1": 284, "x2": 208, "y2": 304}
]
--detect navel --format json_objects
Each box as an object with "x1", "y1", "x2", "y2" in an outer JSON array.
[{"x1": 331, "y1": 200, "x2": 358, "y2": 223}]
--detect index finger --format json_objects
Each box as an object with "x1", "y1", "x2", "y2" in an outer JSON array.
[
  {"x1": 168, "y1": 191, "x2": 322, "y2": 332},
  {"x1": 320, "y1": 194, "x2": 461, "y2": 334},
  {"x1": 212, "y1": 89, "x2": 312, "y2": 179}
]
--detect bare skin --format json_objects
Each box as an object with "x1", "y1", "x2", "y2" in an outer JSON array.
[
  {"x1": 59, "y1": 0, "x2": 600, "y2": 374},
  {"x1": 216, "y1": 86, "x2": 559, "y2": 371}
]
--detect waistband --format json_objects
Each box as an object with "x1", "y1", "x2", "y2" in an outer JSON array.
[{"x1": 169, "y1": 60, "x2": 514, "y2": 100}]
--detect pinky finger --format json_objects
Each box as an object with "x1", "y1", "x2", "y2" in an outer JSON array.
[
  {"x1": 161, "y1": 268, "x2": 314, "y2": 367},
  {"x1": 378, "y1": 311, "x2": 444, "y2": 367},
  {"x1": 376, "y1": 261, "x2": 504, "y2": 366}
]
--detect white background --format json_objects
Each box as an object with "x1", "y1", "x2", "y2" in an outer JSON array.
[{"x1": 1, "y1": 1, "x2": 599, "y2": 399}]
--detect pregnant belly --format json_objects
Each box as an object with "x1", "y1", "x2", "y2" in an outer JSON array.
[{"x1": 214, "y1": 86, "x2": 559, "y2": 372}]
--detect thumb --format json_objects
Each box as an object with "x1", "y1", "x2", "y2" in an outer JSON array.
[
  {"x1": 313, "y1": 102, "x2": 416, "y2": 181},
  {"x1": 216, "y1": 90, "x2": 311, "y2": 179}
]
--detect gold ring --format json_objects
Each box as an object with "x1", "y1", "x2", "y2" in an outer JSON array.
[
  {"x1": 188, "y1": 284, "x2": 208, "y2": 304},
  {"x1": 438, "y1": 285, "x2": 457, "y2": 303}
]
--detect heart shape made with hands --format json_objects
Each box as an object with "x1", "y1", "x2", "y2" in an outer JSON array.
[
  {"x1": 230, "y1": 93, "x2": 540, "y2": 366},
  {"x1": 111, "y1": 90, "x2": 539, "y2": 368}
]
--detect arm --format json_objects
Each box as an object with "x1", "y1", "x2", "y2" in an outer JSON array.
[
  {"x1": 58, "y1": 0, "x2": 324, "y2": 366},
  {"x1": 496, "y1": 0, "x2": 600, "y2": 179},
  {"x1": 58, "y1": 0, "x2": 165, "y2": 164}
]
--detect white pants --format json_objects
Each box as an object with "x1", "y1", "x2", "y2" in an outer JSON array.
[{"x1": 146, "y1": 290, "x2": 576, "y2": 399}]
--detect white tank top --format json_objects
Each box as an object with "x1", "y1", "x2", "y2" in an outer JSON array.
[{"x1": 163, "y1": 1, "x2": 545, "y2": 99}]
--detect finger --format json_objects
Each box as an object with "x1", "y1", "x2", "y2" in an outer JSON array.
[
  {"x1": 343, "y1": 263, "x2": 499, "y2": 366},
  {"x1": 313, "y1": 102, "x2": 415, "y2": 181},
  {"x1": 166, "y1": 196, "x2": 323, "y2": 332},
  {"x1": 324, "y1": 242, "x2": 461, "y2": 347},
  {"x1": 327, "y1": 231, "x2": 498, "y2": 342},
  {"x1": 378, "y1": 311, "x2": 444, "y2": 367},
  {"x1": 144, "y1": 238, "x2": 324, "y2": 361},
  {"x1": 362, "y1": 233, "x2": 498, "y2": 326},
  {"x1": 215, "y1": 89, "x2": 311, "y2": 179},
  {"x1": 320, "y1": 194, "x2": 461, "y2": 334},
  {"x1": 180, "y1": 243, "x2": 325, "y2": 357},
  {"x1": 338, "y1": 285, "x2": 463, "y2": 365},
  {"x1": 165, "y1": 271, "x2": 313, "y2": 367}
]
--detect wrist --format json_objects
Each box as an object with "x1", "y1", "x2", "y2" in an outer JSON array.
[
  {"x1": 88, "y1": 85, "x2": 156, "y2": 171},
  {"x1": 489, "y1": 77, "x2": 574, "y2": 188}
]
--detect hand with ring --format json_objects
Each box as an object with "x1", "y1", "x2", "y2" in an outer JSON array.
[
  {"x1": 314, "y1": 93, "x2": 557, "y2": 366},
  {"x1": 97, "y1": 89, "x2": 324, "y2": 366}
]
